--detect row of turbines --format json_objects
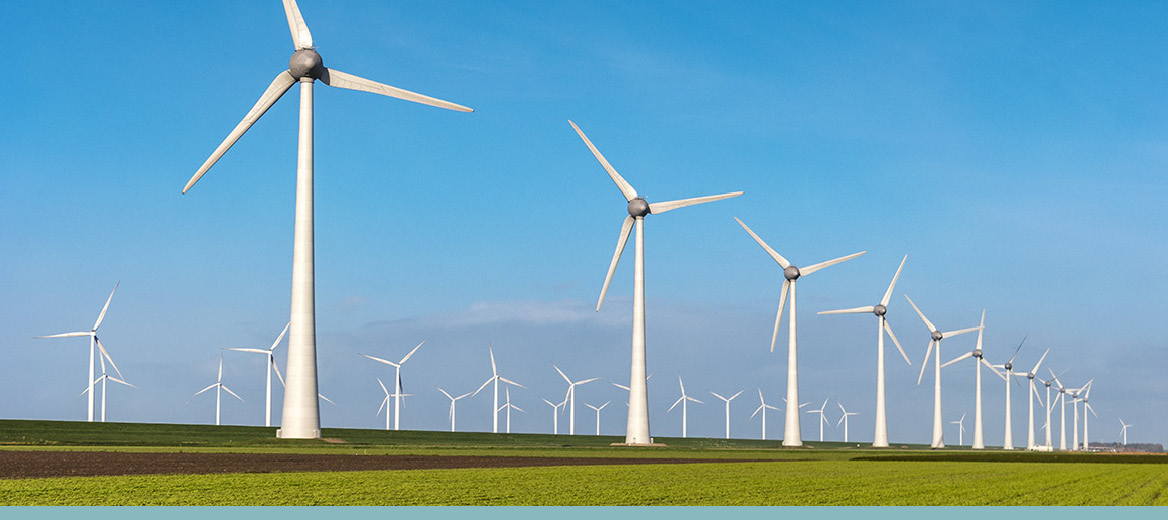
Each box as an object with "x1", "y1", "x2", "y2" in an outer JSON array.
[{"x1": 31, "y1": 0, "x2": 1125, "y2": 449}]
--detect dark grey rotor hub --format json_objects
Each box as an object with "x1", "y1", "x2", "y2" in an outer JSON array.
[
  {"x1": 973, "y1": 349, "x2": 983, "y2": 358},
  {"x1": 1027, "y1": 373, "x2": 1035, "y2": 379},
  {"x1": 931, "y1": 330, "x2": 943, "y2": 341},
  {"x1": 1004, "y1": 362, "x2": 1013, "y2": 371},
  {"x1": 1044, "y1": 381, "x2": 1051, "y2": 387},
  {"x1": 627, "y1": 198, "x2": 650, "y2": 217},
  {"x1": 783, "y1": 266, "x2": 801, "y2": 281},
  {"x1": 873, "y1": 304, "x2": 887, "y2": 316},
  {"x1": 289, "y1": 49, "x2": 325, "y2": 80}
]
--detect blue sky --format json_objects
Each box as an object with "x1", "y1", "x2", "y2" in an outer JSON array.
[{"x1": 2, "y1": 1, "x2": 1165, "y2": 446}]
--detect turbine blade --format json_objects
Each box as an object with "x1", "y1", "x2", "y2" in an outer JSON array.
[
  {"x1": 668, "y1": 396, "x2": 684, "y2": 412},
  {"x1": 109, "y1": 376, "x2": 135, "y2": 388},
  {"x1": 688, "y1": 397, "x2": 705, "y2": 405},
  {"x1": 750, "y1": 405, "x2": 763, "y2": 419},
  {"x1": 321, "y1": 68, "x2": 472, "y2": 112},
  {"x1": 500, "y1": 377, "x2": 525, "y2": 389},
  {"x1": 269, "y1": 321, "x2": 291, "y2": 352},
  {"x1": 1008, "y1": 334, "x2": 1028, "y2": 365},
  {"x1": 917, "y1": 341, "x2": 934, "y2": 385},
  {"x1": 942, "y1": 326, "x2": 982, "y2": 338},
  {"x1": 1032, "y1": 383, "x2": 1045, "y2": 408},
  {"x1": 359, "y1": 353, "x2": 399, "y2": 368},
  {"x1": 472, "y1": 377, "x2": 492, "y2": 397},
  {"x1": 92, "y1": 281, "x2": 119, "y2": 330},
  {"x1": 270, "y1": 355, "x2": 285, "y2": 388},
  {"x1": 903, "y1": 295, "x2": 936, "y2": 333},
  {"x1": 611, "y1": 382, "x2": 630, "y2": 391},
  {"x1": 35, "y1": 332, "x2": 92, "y2": 339},
  {"x1": 193, "y1": 384, "x2": 216, "y2": 397},
  {"x1": 770, "y1": 280, "x2": 790, "y2": 353},
  {"x1": 837, "y1": 415, "x2": 845, "y2": 427},
  {"x1": 95, "y1": 338, "x2": 124, "y2": 381},
  {"x1": 377, "y1": 377, "x2": 389, "y2": 396},
  {"x1": 734, "y1": 217, "x2": 789, "y2": 268},
  {"x1": 982, "y1": 357, "x2": 1006, "y2": 380},
  {"x1": 489, "y1": 346, "x2": 497, "y2": 376},
  {"x1": 377, "y1": 396, "x2": 388, "y2": 417},
  {"x1": 975, "y1": 309, "x2": 986, "y2": 352},
  {"x1": 800, "y1": 251, "x2": 867, "y2": 277},
  {"x1": 552, "y1": 364, "x2": 572, "y2": 384},
  {"x1": 217, "y1": 356, "x2": 223, "y2": 382},
  {"x1": 568, "y1": 120, "x2": 637, "y2": 202},
  {"x1": 576, "y1": 377, "x2": 600, "y2": 385},
  {"x1": 818, "y1": 306, "x2": 875, "y2": 315},
  {"x1": 941, "y1": 351, "x2": 973, "y2": 369},
  {"x1": 1031, "y1": 348, "x2": 1050, "y2": 373},
  {"x1": 880, "y1": 255, "x2": 908, "y2": 307},
  {"x1": 281, "y1": 0, "x2": 314, "y2": 50},
  {"x1": 222, "y1": 386, "x2": 244, "y2": 402},
  {"x1": 597, "y1": 215, "x2": 635, "y2": 311},
  {"x1": 884, "y1": 320, "x2": 911, "y2": 365},
  {"x1": 183, "y1": 71, "x2": 297, "y2": 194},
  {"x1": 224, "y1": 348, "x2": 269, "y2": 354},
  {"x1": 647, "y1": 192, "x2": 743, "y2": 215},
  {"x1": 399, "y1": 338, "x2": 427, "y2": 364},
  {"x1": 730, "y1": 390, "x2": 744, "y2": 400},
  {"x1": 710, "y1": 391, "x2": 726, "y2": 401},
  {"x1": 319, "y1": 394, "x2": 335, "y2": 405}
]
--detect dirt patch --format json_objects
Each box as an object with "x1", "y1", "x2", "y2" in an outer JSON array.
[{"x1": 0, "y1": 451, "x2": 778, "y2": 480}]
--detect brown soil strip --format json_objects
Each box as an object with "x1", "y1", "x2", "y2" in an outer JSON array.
[{"x1": 0, "y1": 451, "x2": 777, "y2": 480}]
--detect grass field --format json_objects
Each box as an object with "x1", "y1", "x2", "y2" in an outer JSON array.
[{"x1": 1, "y1": 419, "x2": 1165, "y2": 506}]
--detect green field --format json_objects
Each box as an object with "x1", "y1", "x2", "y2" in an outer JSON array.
[{"x1": 1, "y1": 419, "x2": 1165, "y2": 506}]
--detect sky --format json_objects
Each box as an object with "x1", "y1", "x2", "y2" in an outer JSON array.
[{"x1": 2, "y1": 0, "x2": 1165, "y2": 446}]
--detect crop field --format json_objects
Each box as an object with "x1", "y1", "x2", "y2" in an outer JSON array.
[{"x1": 1, "y1": 419, "x2": 1165, "y2": 506}]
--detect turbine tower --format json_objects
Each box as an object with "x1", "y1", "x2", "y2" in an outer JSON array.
[
  {"x1": 1081, "y1": 381, "x2": 1096, "y2": 451},
  {"x1": 1038, "y1": 370, "x2": 1062, "y2": 449},
  {"x1": 905, "y1": 296, "x2": 982, "y2": 449},
  {"x1": 585, "y1": 401, "x2": 611, "y2": 435},
  {"x1": 542, "y1": 398, "x2": 566, "y2": 435},
  {"x1": 1119, "y1": 419, "x2": 1132, "y2": 446},
  {"x1": 35, "y1": 282, "x2": 120, "y2": 422},
  {"x1": 224, "y1": 322, "x2": 290, "y2": 427},
  {"x1": 180, "y1": 0, "x2": 472, "y2": 439},
  {"x1": 194, "y1": 356, "x2": 244, "y2": 426},
  {"x1": 940, "y1": 310, "x2": 1005, "y2": 449},
  {"x1": 572, "y1": 120, "x2": 742, "y2": 445},
  {"x1": 710, "y1": 390, "x2": 744, "y2": 440},
  {"x1": 818, "y1": 255, "x2": 911, "y2": 448},
  {"x1": 1017, "y1": 348, "x2": 1050, "y2": 450},
  {"x1": 1050, "y1": 369, "x2": 1069, "y2": 450},
  {"x1": 667, "y1": 376, "x2": 704, "y2": 438},
  {"x1": 736, "y1": 217, "x2": 865, "y2": 446},
  {"x1": 990, "y1": 336, "x2": 1028, "y2": 450},
  {"x1": 750, "y1": 389, "x2": 780, "y2": 440},
  {"x1": 360, "y1": 339, "x2": 426, "y2": 431}
]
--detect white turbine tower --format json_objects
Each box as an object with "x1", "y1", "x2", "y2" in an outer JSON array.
[
  {"x1": 181, "y1": 0, "x2": 472, "y2": 440},
  {"x1": 1017, "y1": 348, "x2": 1050, "y2": 450},
  {"x1": 818, "y1": 255, "x2": 910, "y2": 448},
  {"x1": 667, "y1": 376, "x2": 704, "y2": 438},
  {"x1": 572, "y1": 120, "x2": 742, "y2": 445},
  {"x1": 989, "y1": 336, "x2": 1028, "y2": 450},
  {"x1": 710, "y1": 390, "x2": 744, "y2": 440},
  {"x1": 552, "y1": 364, "x2": 599, "y2": 436},
  {"x1": 194, "y1": 356, "x2": 244, "y2": 426},
  {"x1": 735, "y1": 218, "x2": 866, "y2": 447},
  {"x1": 80, "y1": 347, "x2": 134, "y2": 423},
  {"x1": 1050, "y1": 369, "x2": 1069, "y2": 450},
  {"x1": 472, "y1": 346, "x2": 524, "y2": 433},
  {"x1": 806, "y1": 398, "x2": 831, "y2": 442},
  {"x1": 836, "y1": 402, "x2": 859, "y2": 443},
  {"x1": 35, "y1": 281, "x2": 120, "y2": 422},
  {"x1": 1119, "y1": 419, "x2": 1132, "y2": 446},
  {"x1": 438, "y1": 388, "x2": 471, "y2": 433},
  {"x1": 1037, "y1": 370, "x2": 1063, "y2": 450},
  {"x1": 585, "y1": 401, "x2": 611, "y2": 436},
  {"x1": 750, "y1": 389, "x2": 780, "y2": 440},
  {"x1": 360, "y1": 339, "x2": 426, "y2": 431},
  {"x1": 224, "y1": 322, "x2": 290, "y2": 427},
  {"x1": 950, "y1": 413, "x2": 967, "y2": 446},
  {"x1": 1081, "y1": 381, "x2": 1096, "y2": 451},
  {"x1": 542, "y1": 398, "x2": 566, "y2": 435},
  {"x1": 499, "y1": 387, "x2": 525, "y2": 434},
  {"x1": 905, "y1": 296, "x2": 982, "y2": 448},
  {"x1": 940, "y1": 310, "x2": 1005, "y2": 449}
]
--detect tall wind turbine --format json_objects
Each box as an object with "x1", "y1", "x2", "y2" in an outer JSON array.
[
  {"x1": 667, "y1": 376, "x2": 704, "y2": 438},
  {"x1": 572, "y1": 120, "x2": 742, "y2": 445},
  {"x1": 181, "y1": 0, "x2": 472, "y2": 440},
  {"x1": 940, "y1": 310, "x2": 1005, "y2": 449},
  {"x1": 194, "y1": 356, "x2": 244, "y2": 426},
  {"x1": 710, "y1": 390, "x2": 744, "y2": 440},
  {"x1": 1038, "y1": 370, "x2": 1062, "y2": 449},
  {"x1": 806, "y1": 397, "x2": 831, "y2": 442},
  {"x1": 990, "y1": 336, "x2": 1028, "y2": 450},
  {"x1": 1050, "y1": 369, "x2": 1069, "y2": 450},
  {"x1": 1080, "y1": 381, "x2": 1096, "y2": 451},
  {"x1": 360, "y1": 339, "x2": 426, "y2": 431},
  {"x1": 552, "y1": 364, "x2": 599, "y2": 436},
  {"x1": 585, "y1": 401, "x2": 611, "y2": 436},
  {"x1": 750, "y1": 389, "x2": 780, "y2": 440},
  {"x1": 438, "y1": 388, "x2": 471, "y2": 433},
  {"x1": 224, "y1": 322, "x2": 290, "y2": 427},
  {"x1": 80, "y1": 346, "x2": 134, "y2": 423},
  {"x1": 905, "y1": 296, "x2": 982, "y2": 448},
  {"x1": 35, "y1": 282, "x2": 120, "y2": 422},
  {"x1": 472, "y1": 346, "x2": 524, "y2": 433},
  {"x1": 818, "y1": 255, "x2": 910, "y2": 448},
  {"x1": 836, "y1": 402, "x2": 859, "y2": 443},
  {"x1": 950, "y1": 413, "x2": 967, "y2": 446},
  {"x1": 1119, "y1": 419, "x2": 1132, "y2": 446},
  {"x1": 736, "y1": 218, "x2": 866, "y2": 447},
  {"x1": 1017, "y1": 348, "x2": 1050, "y2": 450}
]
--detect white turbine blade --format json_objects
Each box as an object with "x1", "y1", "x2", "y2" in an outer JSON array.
[
  {"x1": 281, "y1": 0, "x2": 314, "y2": 50},
  {"x1": 95, "y1": 338, "x2": 124, "y2": 381},
  {"x1": 734, "y1": 217, "x2": 789, "y2": 268},
  {"x1": 942, "y1": 326, "x2": 982, "y2": 338},
  {"x1": 35, "y1": 332, "x2": 92, "y2": 339},
  {"x1": 730, "y1": 390, "x2": 744, "y2": 401},
  {"x1": 1085, "y1": 402, "x2": 1097, "y2": 417},
  {"x1": 975, "y1": 309, "x2": 986, "y2": 351},
  {"x1": 687, "y1": 397, "x2": 705, "y2": 405},
  {"x1": 837, "y1": 415, "x2": 845, "y2": 427},
  {"x1": 818, "y1": 306, "x2": 875, "y2": 315},
  {"x1": 678, "y1": 375, "x2": 686, "y2": 396},
  {"x1": 884, "y1": 320, "x2": 911, "y2": 366},
  {"x1": 569, "y1": 120, "x2": 637, "y2": 202},
  {"x1": 770, "y1": 280, "x2": 790, "y2": 353},
  {"x1": 917, "y1": 341, "x2": 934, "y2": 385},
  {"x1": 92, "y1": 281, "x2": 119, "y2": 330},
  {"x1": 597, "y1": 215, "x2": 635, "y2": 311},
  {"x1": 903, "y1": 295, "x2": 936, "y2": 333},
  {"x1": 820, "y1": 397, "x2": 829, "y2": 410},
  {"x1": 710, "y1": 391, "x2": 726, "y2": 401},
  {"x1": 399, "y1": 338, "x2": 427, "y2": 365},
  {"x1": 513, "y1": 405, "x2": 525, "y2": 414},
  {"x1": 377, "y1": 377, "x2": 389, "y2": 396},
  {"x1": 269, "y1": 321, "x2": 291, "y2": 352},
  {"x1": 575, "y1": 377, "x2": 601, "y2": 386},
  {"x1": 222, "y1": 386, "x2": 244, "y2": 402},
  {"x1": 321, "y1": 68, "x2": 473, "y2": 112},
  {"x1": 193, "y1": 384, "x2": 217, "y2": 397},
  {"x1": 270, "y1": 356, "x2": 285, "y2": 388},
  {"x1": 224, "y1": 348, "x2": 268, "y2": 354},
  {"x1": 217, "y1": 356, "x2": 223, "y2": 382},
  {"x1": 1008, "y1": 335, "x2": 1028, "y2": 365},
  {"x1": 1032, "y1": 384, "x2": 1045, "y2": 408},
  {"x1": 377, "y1": 396, "x2": 388, "y2": 417},
  {"x1": 1031, "y1": 348, "x2": 1050, "y2": 374},
  {"x1": 499, "y1": 377, "x2": 525, "y2": 389},
  {"x1": 982, "y1": 358, "x2": 1006, "y2": 380},
  {"x1": 648, "y1": 192, "x2": 743, "y2": 215},
  {"x1": 319, "y1": 394, "x2": 335, "y2": 405},
  {"x1": 183, "y1": 71, "x2": 297, "y2": 194},
  {"x1": 438, "y1": 388, "x2": 454, "y2": 401},
  {"x1": 472, "y1": 377, "x2": 493, "y2": 397},
  {"x1": 611, "y1": 382, "x2": 631, "y2": 391},
  {"x1": 108, "y1": 376, "x2": 136, "y2": 388},
  {"x1": 880, "y1": 255, "x2": 908, "y2": 307},
  {"x1": 668, "y1": 396, "x2": 684, "y2": 413},
  {"x1": 359, "y1": 353, "x2": 400, "y2": 368},
  {"x1": 838, "y1": 402, "x2": 847, "y2": 414},
  {"x1": 800, "y1": 251, "x2": 867, "y2": 277},
  {"x1": 457, "y1": 392, "x2": 473, "y2": 400},
  {"x1": 750, "y1": 404, "x2": 763, "y2": 419},
  {"x1": 489, "y1": 346, "x2": 497, "y2": 376},
  {"x1": 941, "y1": 351, "x2": 973, "y2": 369},
  {"x1": 552, "y1": 364, "x2": 572, "y2": 384}
]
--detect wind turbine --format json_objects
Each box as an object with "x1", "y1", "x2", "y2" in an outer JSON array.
[
  {"x1": 585, "y1": 401, "x2": 611, "y2": 436},
  {"x1": 805, "y1": 398, "x2": 831, "y2": 442},
  {"x1": 818, "y1": 255, "x2": 910, "y2": 448},
  {"x1": 572, "y1": 120, "x2": 742, "y2": 445},
  {"x1": 950, "y1": 413, "x2": 967, "y2": 446},
  {"x1": 710, "y1": 390, "x2": 744, "y2": 440},
  {"x1": 836, "y1": 402, "x2": 859, "y2": 443},
  {"x1": 1016, "y1": 348, "x2": 1050, "y2": 450},
  {"x1": 735, "y1": 217, "x2": 866, "y2": 447},
  {"x1": 1037, "y1": 369, "x2": 1063, "y2": 450},
  {"x1": 438, "y1": 387, "x2": 471, "y2": 433},
  {"x1": 667, "y1": 376, "x2": 704, "y2": 438},
  {"x1": 1119, "y1": 419, "x2": 1132, "y2": 446},
  {"x1": 1049, "y1": 369, "x2": 1069, "y2": 450},
  {"x1": 940, "y1": 310, "x2": 1005, "y2": 449},
  {"x1": 194, "y1": 356, "x2": 244, "y2": 426},
  {"x1": 80, "y1": 346, "x2": 134, "y2": 423},
  {"x1": 360, "y1": 339, "x2": 426, "y2": 431},
  {"x1": 905, "y1": 295, "x2": 982, "y2": 448},
  {"x1": 750, "y1": 389, "x2": 780, "y2": 440},
  {"x1": 472, "y1": 346, "x2": 524, "y2": 433},
  {"x1": 552, "y1": 364, "x2": 599, "y2": 436},
  {"x1": 224, "y1": 322, "x2": 290, "y2": 427},
  {"x1": 374, "y1": 377, "x2": 410, "y2": 430},
  {"x1": 1067, "y1": 379, "x2": 1092, "y2": 450},
  {"x1": 35, "y1": 281, "x2": 120, "y2": 422},
  {"x1": 180, "y1": 0, "x2": 472, "y2": 440},
  {"x1": 1081, "y1": 381, "x2": 1097, "y2": 451},
  {"x1": 990, "y1": 336, "x2": 1028, "y2": 450},
  {"x1": 542, "y1": 398, "x2": 566, "y2": 435},
  {"x1": 499, "y1": 387, "x2": 525, "y2": 434}
]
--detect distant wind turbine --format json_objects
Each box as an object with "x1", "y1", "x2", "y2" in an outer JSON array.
[
  {"x1": 552, "y1": 364, "x2": 599, "y2": 436},
  {"x1": 668, "y1": 376, "x2": 704, "y2": 438},
  {"x1": 940, "y1": 310, "x2": 1005, "y2": 449},
  {"x1": 499, "y1": 387, "x2": 525, "y2": 434},
  {"x1": 194, "y1": 356, "x2": 244, "y2": 426},
  {"x1": 990, "y1": 335, "x2": 1028, "y2": 450},
  {"x1": 950, "y1": 413, "x2": 967, "y2": 446},
  {"x1": 438, "y1": 387, "x2": 471, "y2": 433},
  {"x1": 710, "y1": 390, "x2": 744, "y2": 440},
  {"x1": 750, "y1": 389, "x2": 780, "y2": 440},
  {"x1": 472, "y1": 345, "x2": 524, "y2": 433},
  {"x1": 541, "y1": 398, "x2": 566, "y2": 435},
  {"x1": 836, "y1": 402, "x2": 859, "y2": 443},
  {"x1": 360, "y1": 339, "x2": 426, "y2": 431},
  {"x1": 1017, "y1": 348, "x2": 1050, "y2": 450},
  {"x1": 585, "y1": 401, "x2": 611, "y2": 436},
  {"x1": 905, "y1": 295, "x2": 981, "y2": 448},
  {"x1": 572, "y1": 120, "x2": 742, "y2": 445},
  {"x1": 1119, "y1": 419, "x2": 1132, "y2": 446},
  {"x1": 224, "y1": 322, "x2": 290, "y2": 427},
  {"x1": 35, "y1": 281, "x2": 120, "y2": 422},
  {"x1": 80, "y1": 346, "x2": 134, "y2": 423},
  {"x1": 806, "y1": 398, "x2": 831, "y2": 442}
]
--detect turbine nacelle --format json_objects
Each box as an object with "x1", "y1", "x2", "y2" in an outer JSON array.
[
  {"x1": 972, "y1": 349, "x2": 983, "y2": 359},
  {"x1": 872, "y1": 304, "x2": 887, "y2": 316},
  {"x1": 1004, "y1": 362, "x2": 1013, "y2": 371},
  {"x1": 783, "y1": 265, "x2": 801, "y2": 281},
  {"x1": 289, "y1": 49, "x2": 324, "y2": 80},
  {"x1": 627, "y1": 197, "x2": 650, "y2": 217},
  {"x1": 931, "y1": 330, "x2": 943, "y2": 341}
]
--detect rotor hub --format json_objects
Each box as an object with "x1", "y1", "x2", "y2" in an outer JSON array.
[
  {"x1": 783, "y1": 265, "x2": 801, "y2": 281},
  {"x1": 873, "y1": 304, "x2": 887, "y2": 316},
  {"x1": 289, "y1": 49, "x2": 325, "y2": 80},
  {"x1": 973, "y1": 349, "x2": 983, "y2": 358},
  {"x1": 627, "y1": 197, "x2": 650, "y2": 217},
  {"x1": 1004, "y1": 362, "x2": 1013, "y2": 371},
  {"x1": 1027, "y1": 373, "x2": 1035, "y2": 379},
  {"x1": 931, "y1": 330, "x2": 943, "y2": 341}
]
